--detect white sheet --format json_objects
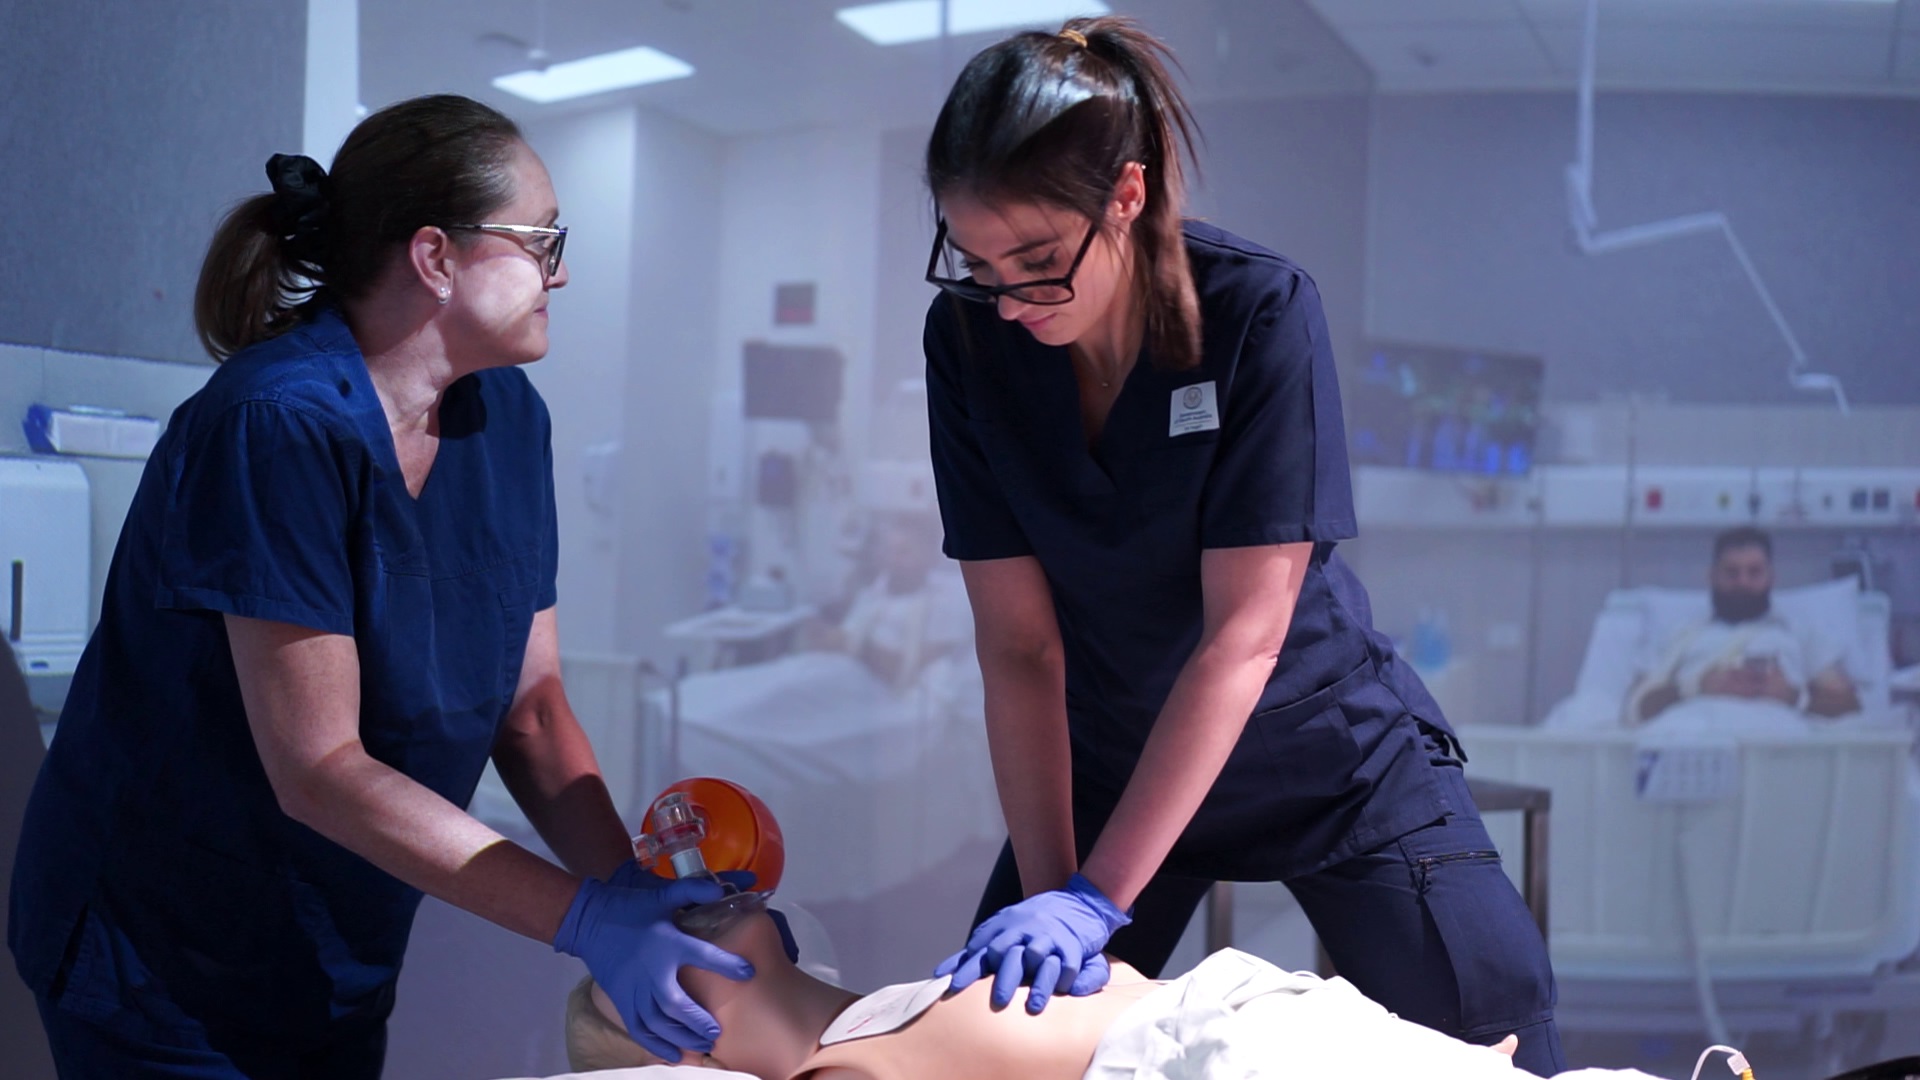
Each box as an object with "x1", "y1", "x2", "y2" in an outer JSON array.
[{"x1": 1085, "y1": 949, "x2": 1662, "y2": 1080}]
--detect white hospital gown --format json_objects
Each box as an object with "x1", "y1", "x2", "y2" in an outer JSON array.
[
  {"x1": 838, "y1": 567, "x2": 972, "y2": 670},
  {"x1": 1639, "y1": 613, "x2": 1841, "y2": 698},
  {"x1": 1083, "y1": 950, "x2": 1660, "y2": 1080}
]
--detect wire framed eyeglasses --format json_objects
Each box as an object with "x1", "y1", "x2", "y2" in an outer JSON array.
[{"x1": 445, "y1": 222, "x2": 568, "y2": 279}]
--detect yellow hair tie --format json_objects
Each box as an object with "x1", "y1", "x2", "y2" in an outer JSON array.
[{"x1": 1058, "y1": 28, "x2": 1088, "y2": 48}]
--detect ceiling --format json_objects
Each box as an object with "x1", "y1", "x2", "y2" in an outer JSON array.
[
  {"x1": 357, "y1": 0, "x2": 1920, "y2": 137},
  {"x1": 1313, "y1": 0, "x2": 1919, "y2": 95}
]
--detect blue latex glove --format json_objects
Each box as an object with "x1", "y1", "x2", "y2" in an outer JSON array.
[
  {"x1": 553, "y1": 871, "x2": 754, "y2": 1062},
  {"x1": 934, "y1": 873, "x2": 1132, "y2": 1013},
  {"x1": 600, "y1": 861, "x2": 799, "y2": 963}
]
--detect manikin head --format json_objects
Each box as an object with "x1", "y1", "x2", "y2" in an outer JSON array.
[{"x1": 567, "y1": 908, "x2": 854, "y2": 1077}]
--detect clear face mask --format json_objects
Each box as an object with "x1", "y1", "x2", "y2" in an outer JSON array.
[{"x1": 633, "y1": 791, "x2": 773, "y2": 940}]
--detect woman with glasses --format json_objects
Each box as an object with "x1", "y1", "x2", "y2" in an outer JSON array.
[
  {"x1": 10, "y1": 94, "x2": 750, "y2": 1077},
  {"x1": 920, "y1": 18, "x2": 1564, "y2": 1076}
]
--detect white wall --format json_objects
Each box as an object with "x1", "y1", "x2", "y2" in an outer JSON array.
[
  {"x1": 709, "y1": 126, "x2": 884, "y2": 605},
  {"x1": 520, "y1": 108, "x2": 640, "y2": 655},
  {"x1": 614, "y1": 108, "x2": 728, "y2": 659},
  {"x1": 302, "y1": 0, "x2": 358, "y2": 167}
]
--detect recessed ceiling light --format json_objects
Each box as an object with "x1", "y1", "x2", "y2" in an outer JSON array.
[
  {"x1": 493, "y1": 45, "x2": 694, "y2": 104},
  {"x1": 835, "y1": 0, "x2": 1111, "y2": 47}
]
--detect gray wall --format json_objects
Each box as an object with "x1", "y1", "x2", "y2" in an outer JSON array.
[
  {"x1": 614, "y1": 108, "x2": 726, "y2": 658},
  {"x1": 1365, "y1": 92, "x2": 1920, "y2": 406},
  {"x1": 0, "y1": 0, "x2": 306, "y2": 363},
  {"x1": 1187, "y1": 94, "x2": 1374, "y2": 397}
]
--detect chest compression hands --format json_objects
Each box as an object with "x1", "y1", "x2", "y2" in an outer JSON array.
[{"x1": 935, "y1": 872, "x2": 1132, "y2": 1014}]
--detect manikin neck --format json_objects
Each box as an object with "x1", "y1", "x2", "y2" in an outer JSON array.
[{"x1": 686, "y1": 913, "x2": 860, "y2": 1080}]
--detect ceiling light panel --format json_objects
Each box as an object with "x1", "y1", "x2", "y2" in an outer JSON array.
[
  {"x1": 836, "y1": 0, "x2": 1112, "y2": 47},
  {"x1": 493, "y1": 45, "x2": 695, "y2": 104}
]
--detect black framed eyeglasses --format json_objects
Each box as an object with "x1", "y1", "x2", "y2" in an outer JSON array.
[
  {"x1": 924, "y1": 218, "x2": 1099, "y2": 306},
  {"x1": 446, "y1": 222, "x2": 568, "y2": 279}
]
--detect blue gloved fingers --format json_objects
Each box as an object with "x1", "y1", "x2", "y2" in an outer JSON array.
[
  {"x1": 635, "y1": 991, "x2": 715, "y2": 1063},
  {"x1": 939, "y1": 946, "x2": 993, "y2": 992},
  {"x1": 660, "y1": 874, "x2": 730, "y2": 909},
  {"x1": 1067, "y1": 952, "x2": 1112, "y2": 996},
  {"x1": 654, "y1": 977, "x2": 723, "y2": 1040},
  {"x1": 715, "y1": 869, "x2": 758, "y2": 893},
  {"x1": 1027, "y1": 952, "x2": 1064, "y2": 1014},
  {"x1": 933, "y1": 947, "x2": 965, "y2": 979},
  {"x1": 983, "y1": 923, "x2": 1040, "y2": 959},
  {"x1": 620, "y1": 984, "x2": 712, "y2": 1063},
  {"x1": 602, "y1": 859, "x2": 657, "y2": 890},
  {"x1": 960, "y1": 917, "x2": 1008, "y2": 956},
  {"x1": 676, "y1": 934, "x2": 757, "y2": 983},
  {"x1": 990, "y1": 943, "x2": 1029, "y2": 1008},
  {"x1": 1048, "y1": 938, "x2": 1086, "y2": 994},
  {"x1": 767, "y1": 907, "x2": 800, "y2": 962}
]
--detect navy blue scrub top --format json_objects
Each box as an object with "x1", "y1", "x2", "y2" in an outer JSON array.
[
  {"x1": 926, "y1": 222, "x2": 1461, "y2": 882},
  {"x1": 8, "y1": 305, "x2": 558, "y2": 1042}
]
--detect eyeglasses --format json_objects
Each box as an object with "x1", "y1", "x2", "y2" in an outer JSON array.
[
  {"x1": 924, "y1": 218, "x2": 1099, "y2": 306},
  {"x1": 445, "y1": 223, "x2": 568, "y2": 280}
]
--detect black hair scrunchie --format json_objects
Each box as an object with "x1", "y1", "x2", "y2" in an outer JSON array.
[{"x1": 265, "y1": 152, "x2": 331, "y2": 254}]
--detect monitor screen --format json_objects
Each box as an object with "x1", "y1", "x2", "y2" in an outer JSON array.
[
  {"x1": 743, "y1": 343, "x2": 843, "y2": 424},
  {"x1": 1348, "y1": 341, "x2": 1544, "y2": 476}
]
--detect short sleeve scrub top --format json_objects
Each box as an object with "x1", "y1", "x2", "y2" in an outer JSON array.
[
  {"x1": 8, "y1": 305, "x2": 559, "y2": 1046},
  {"x1": 925, "y1": 221, "x2": 1463, "y2": 883}
]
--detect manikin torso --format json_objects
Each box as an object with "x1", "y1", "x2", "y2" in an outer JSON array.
[
  {"x1": 789, "y1": 962, "x2": 1159, "y2": 1080},
  {"x1": 576, "y1": 910, "x2": 1159, "y2": 1080}
]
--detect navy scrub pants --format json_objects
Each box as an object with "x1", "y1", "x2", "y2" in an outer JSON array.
[
  {"x1": 36, "y1": 993, "x2": 387, "y2": 1080},
  {"x1": 972, "y1": 766, "x2": 1565, "y2": 1077}
]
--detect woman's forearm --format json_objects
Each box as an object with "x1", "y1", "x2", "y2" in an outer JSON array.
[
  {"x1": 283, "y1": 746, "x2": 581, "y2": 943},
  {"x1": 491, "y1": 682, "x2": 634, "y2": 881},
  {"x1": 1080, "y1": 542, "x2": 1306, "y2": 910},
  {"x1": 977, "y1": 639, "x2": 1077, "y2": 896},
  {"x1": 1079, "y1": 642, "x2": 1276, "y2": 910}
]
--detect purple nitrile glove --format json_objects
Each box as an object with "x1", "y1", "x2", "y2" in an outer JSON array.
[
  {"x1": 602, "y1": 860, "x2": 799, "y2": 963},
  {"x1": 552, "y1": 871, "x2": 754, "y2": 1062},
  {"x1": 934, "y1": 872, "x2": 1131, "y2": 1013}
]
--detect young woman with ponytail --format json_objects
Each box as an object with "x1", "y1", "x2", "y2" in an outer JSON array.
[
  {"x1": 11, "y1": 94, "x2": 757, "y2": 1076},
  {"x1": 921, "y1": 19, "x2": 1565, "y2": 1074}
]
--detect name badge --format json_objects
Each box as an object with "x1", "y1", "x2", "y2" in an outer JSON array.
[
  {"x1": 1169, "y1": 381, "x2": 1220, "y2": 437},
  {"x1": 818, "y1": 975, "x2": 952, "y2": 1045}
]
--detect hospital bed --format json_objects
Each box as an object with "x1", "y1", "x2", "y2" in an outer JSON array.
[
  {"x1": 1460, "y1": 582, "x2": 1920, "y2": 1058},
  {"x1": 470, "y1": 645, "x2": 1001, "y2": 909},
  {"x1": 640, "y1": 646, "x2": 1001, "y2": 907}
]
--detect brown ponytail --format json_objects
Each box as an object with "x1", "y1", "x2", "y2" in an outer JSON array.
[
  {"x1": 925, "y1": 16, "x2": 1203, "y2": 369},
  {"x1": 193, "y1": 194, "x2": 314, "y2": 362}
]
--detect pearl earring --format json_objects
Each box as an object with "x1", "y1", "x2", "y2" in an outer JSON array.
[{"x1": 437, "y1": 287, "x2": 450, "y2": 305}]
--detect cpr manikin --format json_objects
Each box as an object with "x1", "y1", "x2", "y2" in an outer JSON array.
[
  {"x1": 570, "y1": 906, "x2": 1162, "y2": 1079},
  {"x1": 566, "y1": 781, "x2": 1562, "y2": 1080}
]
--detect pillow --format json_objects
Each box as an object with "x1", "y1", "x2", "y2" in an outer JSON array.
[{"x1": 1631, "y1": 577, "x2": 1865, "y2": 685}]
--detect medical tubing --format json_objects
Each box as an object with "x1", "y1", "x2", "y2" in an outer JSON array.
[
  {"x1": 1689, "y1": 1044, "x2": 1755, "y2": 1080},
  {"x1": 1674, "y1": 810, "x2": 1732, "y2": 1047}
]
